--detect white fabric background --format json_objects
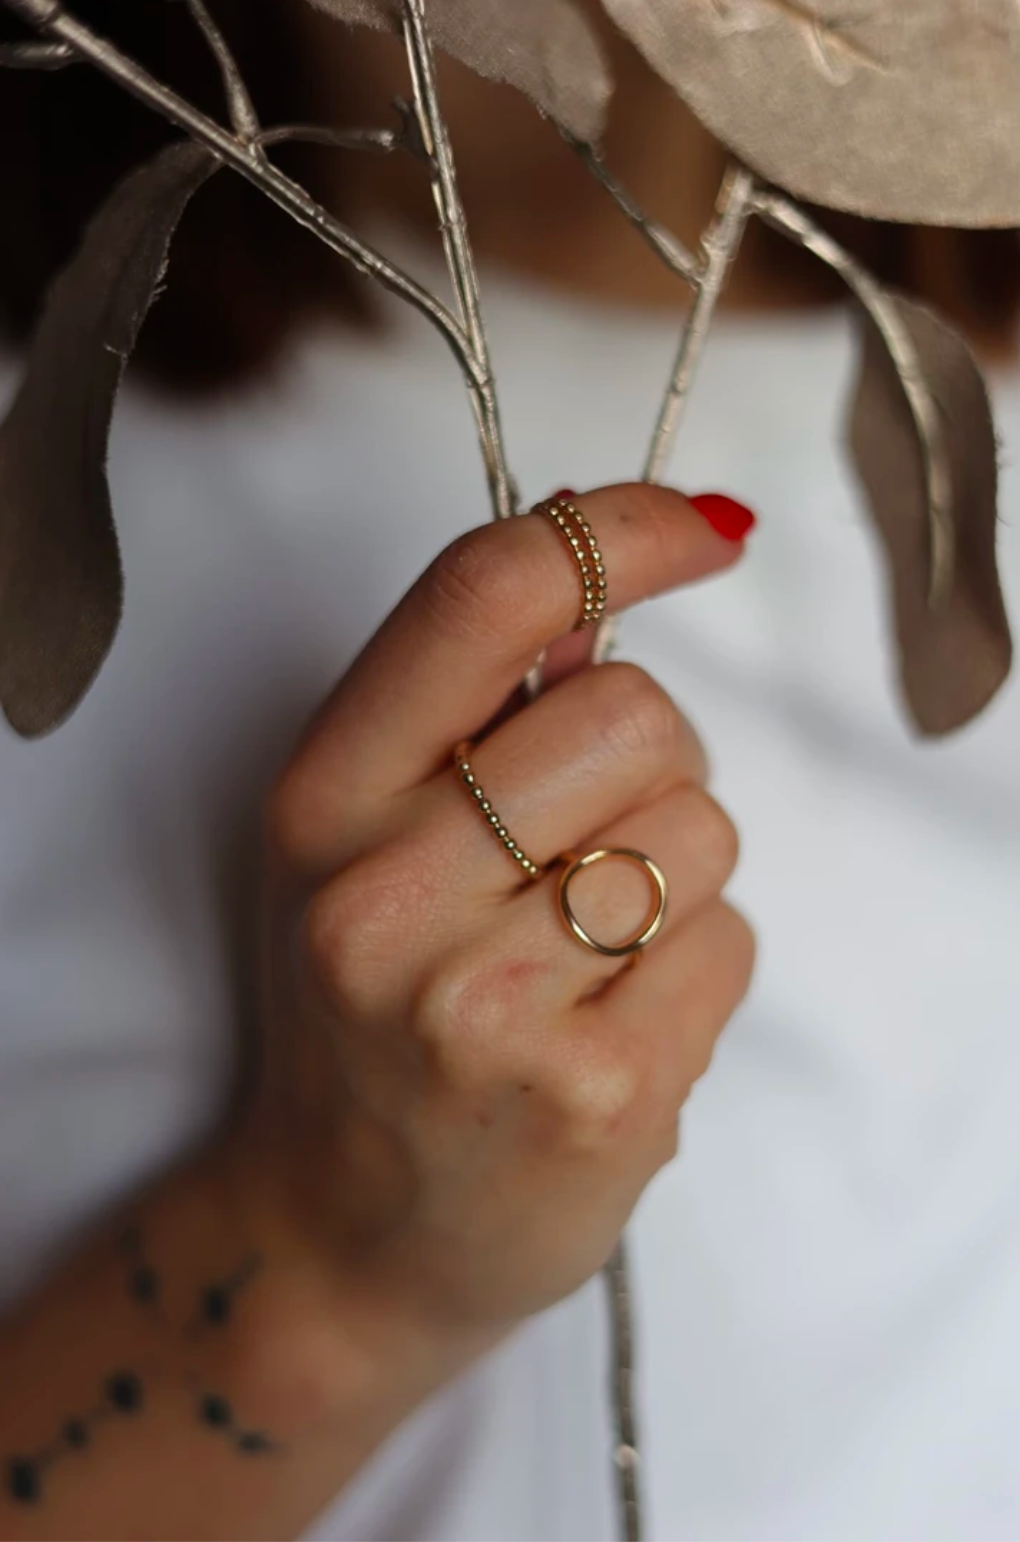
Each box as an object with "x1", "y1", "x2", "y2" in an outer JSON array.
[{"x1": 1, "y1": 264, "x2": 1019, "y2": 1541}]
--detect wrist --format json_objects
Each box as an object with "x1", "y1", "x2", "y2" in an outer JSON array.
[{"x1": 201, "y1": 1131, "x2": 499, "y2": 1451}]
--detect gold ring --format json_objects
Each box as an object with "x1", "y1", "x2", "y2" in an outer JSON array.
[
  {"x1": 558, "y1": 849, "x2": 668, "y2": 957},
  {"x1": 534, "y1": 497, "x2": 608, "y2": 631},
  {"x1": 455, "y1": 743, "x2": 542, "y2": 880}
]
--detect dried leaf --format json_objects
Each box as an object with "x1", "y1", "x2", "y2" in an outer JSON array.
[
  {"x1": 849, "y1": 295, "x2": 1012, "y2": 734},
  {"x1": 305, "y1": 0, "x2": 611, "y2": 143},
  {"x1": 600, "y1": 0, "x2": 1020, "y2": 226},
  {"x1": 0, "y1": 141, "x2": 219, "y2": 738}
]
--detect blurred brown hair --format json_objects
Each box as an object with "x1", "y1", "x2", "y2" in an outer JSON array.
[{"x1": 1, "y1": 0, "x2": 1017, "y2": 392}]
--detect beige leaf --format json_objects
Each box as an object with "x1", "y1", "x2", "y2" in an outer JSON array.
[
  {"x1": 304, "y1": 0, "x2": 611, "y2": 142},
  {"x1": 0, "y1": 142, "x2": 219, "y2": 738},
  {"x1": 601, "y1": 0, "x2": 1020, "y2": 226},
  {"x1": 849, "y1": 295, "x2": 1012, "y2": 735}
]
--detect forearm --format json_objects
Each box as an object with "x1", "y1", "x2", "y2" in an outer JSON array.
[{"x1": 0, "y1": 1137, "x2": 490, "y2": 1541}]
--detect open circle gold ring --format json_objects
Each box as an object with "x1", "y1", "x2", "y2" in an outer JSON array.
[{"x1": 558, "y1": 848, "x2": 669, "y2": 958}]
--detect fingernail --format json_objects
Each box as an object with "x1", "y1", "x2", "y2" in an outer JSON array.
[
  {"x1": 551, "y1": 487, "x2": 578, "y2": 501},
  {"x1": 689, "y1": 493, "x2": 757, "y2": 543}
]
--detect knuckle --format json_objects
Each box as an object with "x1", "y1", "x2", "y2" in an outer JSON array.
[
  {"x1": 683, "y1": 789, "x2": 741, "y2": 889},
  {"x1": 413, "y1": 951, "x2": 536, "y2": 1085},
  {"x1": 543, "y1": 1048, "x2": 642, "y2": 1151},
  {"x1": 299, "y1": 861, "x2": 403, "y2": 1019},
  {"x1": 422, "y1": 528, "x2": 528, "y2": 647},
  {"x1": 594, "y1": 663, "x2": 684, "y2": 768}
]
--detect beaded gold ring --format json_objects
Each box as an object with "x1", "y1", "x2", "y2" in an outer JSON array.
[
  {"x1": 533, "y1": 497, "x2": 608, "y2": 631},
  {"x1": 454, "y1": 742, "x2": 542, "y2": 880}
]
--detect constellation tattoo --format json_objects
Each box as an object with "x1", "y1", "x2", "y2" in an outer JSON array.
[{"x1": 4, "y1": 1225, "x2": 278, "y2": 1508}]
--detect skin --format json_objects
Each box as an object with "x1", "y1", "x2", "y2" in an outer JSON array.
[{"x1": 0, "y1": 488, "x2": 754, "y2": 1539}]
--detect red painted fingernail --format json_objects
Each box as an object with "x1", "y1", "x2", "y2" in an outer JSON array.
[
  {"x1": 552, "y1": 487, "x2": 578, "y2": 501},
  {"x1": 689, "y1": 493, "x2": 757, "y2": 543}
]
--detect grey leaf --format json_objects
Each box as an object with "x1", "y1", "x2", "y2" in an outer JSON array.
[
  {"x1": 849, "y1": 295, "x2": 1012, "y2": 735},
  {"x1": 600, "y1": 0, "x2": 1020, "y2": 226},
  {"x1": 0, "y1": 141, "x2": 219, "y2": 738},
  {"x1": 305, "y1": 0, "x2": 611, "y2": 143}
]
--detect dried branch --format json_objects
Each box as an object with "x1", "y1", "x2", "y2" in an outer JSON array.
[
  {"x1": 565, "y1": 132, "x2": 699, "y2": 287},
  {"x1": 592, "y1": 163, "x2": 755, "y2": 667},
  {"x1": 257, "y1": 123, "x2": 403, "y2": 154},
  {"x1": 173, "y1": 0, "x2": 260, "y2": 146},
  {"x1": 753, "y1": 186, "x2": 954, "y2": 606},
  {"x1": 0, "y1": 36, "x2": 75, "y2": 66},
  {"x1": 0, "y1": 0, "x2": 484, "y2": 393},
  {"x1": 401, "y1": 0, "x2": 515, "y2": 522},
  {"x1": 645, "y1": 164, "x2": 756, "y2": 484},
  {"x1": 606, "y1": 1239, "x2": 642, "y2": 1542}
]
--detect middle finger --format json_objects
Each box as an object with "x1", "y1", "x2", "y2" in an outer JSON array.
[{"x1": 416, "y1": 660, "x2": 709, "y2": 903}]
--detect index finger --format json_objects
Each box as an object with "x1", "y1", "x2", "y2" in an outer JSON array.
[{"x1": 276, "y1": 485, "x2": 747, "y2": 858}]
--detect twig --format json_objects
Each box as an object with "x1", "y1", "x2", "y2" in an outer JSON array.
[
  {"x1": 592, "y1": 163, "x2": 755, "y2": 666},
  {"x1": 401, "y1": 0, "x2": 515, "y2": 523},
  {"x1": 174, "y1": 0, "x2": 261, "y2": 146},
  {"x1": 566, "y1": 133, "x2": 699, "y2": 287},
  {"x1": 0, "y1": 36, "x2": 75, "y2": 66},
  {"x1": 645, "y1": 164, "x2": 756, "y2": 484},
  {"x1": 0, "y1": 0, "x2": 483, "y2": 394},
  {"x1": 753, "y1": 187, "x2": 954, "y2": 606},
  {"x1": 606, "y1": 1240, "x2": 642, "y2": 1542},
  {"x1": 257, "y1": 123, "x2": 403, "y2": 154}
]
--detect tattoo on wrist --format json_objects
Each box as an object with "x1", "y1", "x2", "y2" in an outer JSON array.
[{"x1": 5, "y1": 1225, "x2": 278, "y2": 1508}]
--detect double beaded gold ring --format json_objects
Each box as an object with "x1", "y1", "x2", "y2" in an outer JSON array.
[{"x1": 454, "y1": 497, "x2": 666, "y2": 959}]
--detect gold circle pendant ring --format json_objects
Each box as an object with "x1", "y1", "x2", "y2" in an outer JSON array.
[{"x1": 557, "y1": 848, "x2": 669, "y2": 959}]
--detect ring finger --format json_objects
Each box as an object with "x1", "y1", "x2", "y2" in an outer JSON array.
[
  {"x1": 449, "y1": 781, "x2": 741, "y2": 1014},
  {"x1": 411, "y1": 659, "x2": 708, "y2": 907}
]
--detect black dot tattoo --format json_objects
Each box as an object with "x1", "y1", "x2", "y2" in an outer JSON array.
[
  {"x1": 199, "y1": 1394, "x2": 232, "y2": 1428},
  {"x1": 6, "y1": 1458, "x2": 40, "y2": 1505},
  {"x1": 106, "y1": 1372, "x2": 144, "y2": 1415},
  {"x1": 4, "y1": 1230, "x2": 276, "y2": 1507},
  {"x1": 62, "y1": 1420, "x2": 89, "y2": 1450}
]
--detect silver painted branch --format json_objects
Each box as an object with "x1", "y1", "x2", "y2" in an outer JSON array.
[
  {"x1": 0, "y1": 36, "x2": 75, "y2": 65},
  {"x1": 0, "y1": 0, "x2": 482, "y2": 392},
  {"x1": 645, "y1": 163, "x2": 755, "y2": 485},
  {"x1": 257, "y1": 123, "x2": 403, "y2": 154},
  {"x1": 753, "y1": 187, "x2": 954, "y2": 607},
  {"x1": 592, "y1": 163, "x2": 755, "y2": 667},
  {"x1": 401, "y1": 0, "x2": 515, "y2": 523},
  {"x1": 176, "y1": 0, "x2": 261, "y2": 146},
  {"x1": 606, "y1": 1239, "x2": 642, "y2": 1542},
  {"x1": 566, "y1": 134, "x2": 699, "y2": 288}
]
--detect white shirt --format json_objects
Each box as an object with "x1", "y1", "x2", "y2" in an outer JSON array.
[{"x1": 2, "y1": 265, "x2": 1019, "y2": 1542}]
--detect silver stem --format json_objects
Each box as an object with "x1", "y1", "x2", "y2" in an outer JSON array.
[
  {"x1": 257, "y1": 123, "x2": 403, "y2": 154},
  {"x1": 0, "y1": 0, "x2": 482, "y2": 391},
  {"x1": 401, "y1": 0, "x2": 516, "y2": 523},
  {"x1": 567, "y1": 134, "x2": 699, "y2": 287},
  {"x1": 177, "y1": 0, "x2": 261, "y2": 147},
  {"x1": 645, "y1": 164, "x2": 756, "y2": 485},
  {"x1": 0, "y1": 36, "x2": 76, "y2": 65},
  {"x1": 592, "y1": 164, "x2": 755, "y2": 667},
  {"x1": 606, "y1": 1240, "x2": 642, "y2": 1542},
  {"x1": 753, "y1": 188, "x2": 954, "y2": 608}
]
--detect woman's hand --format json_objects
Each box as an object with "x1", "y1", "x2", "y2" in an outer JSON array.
[{"x1": 247, "y1": 483, "x2": 755, "y2": 1347}]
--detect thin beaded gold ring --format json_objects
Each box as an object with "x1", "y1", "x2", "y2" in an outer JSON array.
[
  {"x1": 454, "y1": 743, "x2": 542, "y2": 880},
  {"x1": 534, "y1": 497, "x2": 608, "y2": 630}
]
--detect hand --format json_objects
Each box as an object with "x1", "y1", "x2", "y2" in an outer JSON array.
[{"x1": 243, "y1": 484, "x2": 755, "y2": 1346}]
